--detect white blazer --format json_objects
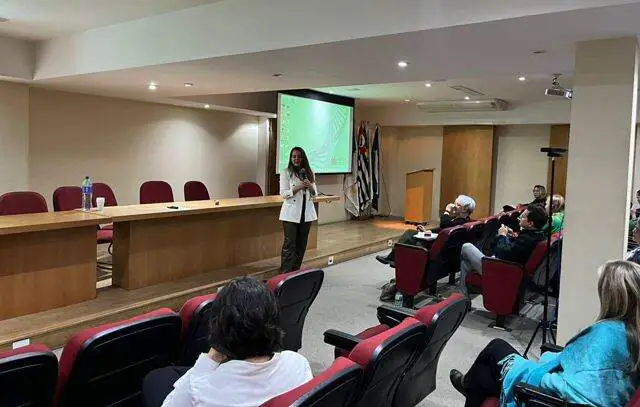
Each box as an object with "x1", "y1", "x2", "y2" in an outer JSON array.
[{"x1": 279, "y1": 168, "x2": 318, "y2": 223}]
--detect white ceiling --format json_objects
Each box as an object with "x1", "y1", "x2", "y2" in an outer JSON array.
[
  {"x1": 0, "y1": 0, "x2": 223, "y2": 40},
  {"x1": 319, "y1": 75, "x2": 574, "y2": 107}
]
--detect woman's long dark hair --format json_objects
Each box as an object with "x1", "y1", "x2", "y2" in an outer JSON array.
[{"x1": 286, "y1": 146, "x2": 314, "y2": 182}]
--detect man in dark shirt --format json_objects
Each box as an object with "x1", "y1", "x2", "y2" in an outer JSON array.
[
  {"x1": 527, "y1": 185, "x2": 547, "y2": 206},
  {"x1": 458, "y1": 204, "x2": 547, "y2": 296},
  {"x1": 376, "y1": 194, "x2": 476, "y2": 266}
]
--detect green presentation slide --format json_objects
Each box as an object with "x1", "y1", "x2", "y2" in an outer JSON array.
[{"x1": 278, "y1": 93, "x2": 353, "y2": 174}]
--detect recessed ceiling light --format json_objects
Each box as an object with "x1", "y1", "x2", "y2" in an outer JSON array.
[
  {"x1": 397, "y1": 61, "x2": 408, "y2": 68},
  {"x1": 0, "y1": 17, "x2": 9, "y2": 23},
  {"x1": 184, "y1": 82, "x2": 194, "y2": 87},
  {"x1": 425, "y1": 82, "x2": 432, "y2": 88},
  {"x1": 464, "y1": 96, "x2": 470, "y2": 100},
  {"x1": 532, "y1": 50, "x2": 547, "y2": 55},
  {"x1": 204, "y1": 104, "x2": 210, "y2": 109},
  {"x1": 517, "y1": 75, "x2": 526, "y2": 82},
  {"x1": 404, "y1": 99, "x2": 411, "y2": 102},
  {"x1": 272, "y1": 73, "x2": 283, "y2": 77},
  {"x1": 148, "y1": 82, "x2": 158, "y2": 91}
]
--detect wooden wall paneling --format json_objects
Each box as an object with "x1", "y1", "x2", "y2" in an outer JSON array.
[
  {"x1": 548, "y1": 125, "x2": 570, "y2": 197},
  {"x1": 440, "y1": 126, "x2": 495, "y2": 218},
  {"x1": 267, "y1": 118, "x2": 279, "y2": 195}
]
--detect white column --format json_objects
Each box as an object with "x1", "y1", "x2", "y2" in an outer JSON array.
[{"x1": 558, "y1": 37, "x2": 638, "y2": 343}]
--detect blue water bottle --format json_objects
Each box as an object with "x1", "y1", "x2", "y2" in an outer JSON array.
[{"x1": 81, "y1": 176, "x2": 93, "y2": 211}]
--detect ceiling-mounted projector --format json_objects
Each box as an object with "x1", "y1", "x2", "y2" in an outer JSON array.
[
  {"x1": 545, "y1": 74, "x2": 573, "y2": 100},
  {"x1": 417, "y1": 99, "x2": 509, "y2": 113}
]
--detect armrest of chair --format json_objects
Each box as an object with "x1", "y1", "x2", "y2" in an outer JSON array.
[
  {"x1": 514, "y1": 383, "x2": 588, "y2": 407},
  {"x1": 541, "y1": 343, "x2": 564, "y2": 354},
  {"x1": 323, "y1": 329, "x2": 361, "y2": 352},
  {"x1": 376, "y1": 304, "x2": 415, "y2": 327}
]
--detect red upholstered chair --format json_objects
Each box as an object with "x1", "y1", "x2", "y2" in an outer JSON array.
[
  {"x1": 261, "y1": 357, "x2": 362, "y2": 407},
  {"x1": 467, "y1": 240, "x2": 549, "y2": 330},
  {"x1": 184, "y1": 181, "x2": 210, "y2": 201},
  {"x1": 479, "y1": 216, "x2": 500, "y2": 255},
  {"x1": 426, "y1": 225, "x2": 469, "y2": 286},
  {"x1": 178, "y1": 292, "x2": 218, "y2": 366},
  {"x1": 56, "y1": 308, "x2": 182, "y2": 407},
  {"x1": 0, "y1": 344, "x2": 58, "y2": 407},
  {"x1": 393, "y1": 243, "x2": 430, "y2": 308},
  {"x1": 267, "y1": 269, "x2": 324, "y2": 351},
  {"x1": 334, "y1": 294, "x2": 469, "y2": 406},
  {"x1": 139, "y1": 181, "x2": 174, "y2": 204},
  {"x1": 0, "y1": 191, "x2": 48, "y2": 215},
  {"x1": 465, "y1": 221, "x2": 484, "y2": 246},
  {"x1": 480, "y1": 398, "x2": 499, "y2": 407},
  {"x1": 324, "y1": 317, "x2": 428, "y2": 407},
  {"x1": 53, "y1": 186, "x2": 114, "y2": 262},
  {"x1": 238, "y1": 182, "x2": 264, "y2": 198}
]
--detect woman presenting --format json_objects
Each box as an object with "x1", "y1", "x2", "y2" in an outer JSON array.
[{"x1": 279, "y1": 147, "x2": 318, "y2": 273}]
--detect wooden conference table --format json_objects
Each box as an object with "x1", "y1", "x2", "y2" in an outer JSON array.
[{"x1": 0, "y1": 195, "x2": 339, "y2": 320}]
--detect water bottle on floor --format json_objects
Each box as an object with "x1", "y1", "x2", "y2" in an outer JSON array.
[
  {"x1": 394, "y1": 291, "x2": 403, "y2": 308},
  {"x1": 82, "y1": 176, "x2": 93, "y2": 212}
]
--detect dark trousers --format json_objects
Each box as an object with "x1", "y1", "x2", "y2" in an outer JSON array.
[
  {"x1": 464, "y1": 339, "x2": 519, "y2": 407},
  {"x1": 387, "y1": 229, "x2": 429, "y2": 261},
  {"x1": 143, "y1": 366, "x2": 190, "y2": 407},
  {"x1": 281, "y1": 220, "x2": 312, "y2": 273}
]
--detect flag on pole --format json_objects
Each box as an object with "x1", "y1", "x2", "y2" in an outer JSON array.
[
  {"x1": 371, "y1": 124, "x2": 381, "y2": 212},
  {"x1": 344, "y1": 123, "x2": 359, "y2": 217},
  {"x1": 356, "y1": 121, "x2": 372, "y2": 213}
]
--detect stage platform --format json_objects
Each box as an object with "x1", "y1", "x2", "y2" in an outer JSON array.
[{"x1": 0, "y1": 218, "x2": 425, "y2": 351}]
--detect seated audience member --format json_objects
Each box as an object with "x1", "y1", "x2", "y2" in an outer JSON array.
[
  {"x1": 143, "y1": 277, "x2": 312, "y2": 407},
  {"x1": 635, "y1": 189, "x2": 640, "y2": 219},
  {"x1": 527, "y1": 184, "x2": 547, "y2": 206},
  {"x1": 458, "y1": 204, "x2": 547, "y2": 295},
  {"x1": 450, "y1": 260, "x2": 640, "y2": 407},
  {"x1": 542, "y1": 194, "x2": 565, "y2": 234},
  {"x1": 627, "y1": 221, "x2": 640, "y2": 264},
  {"x1": 376, "y1": 194, "x2": 476, "y2": 266}
]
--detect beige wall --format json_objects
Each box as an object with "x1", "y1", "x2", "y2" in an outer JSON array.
[
  {"x1": 28, "y1": 88, "x2": 262, "y2": 209},
  {"x1": 493, "y1": 125, "x2": 550, "y2": 213},
  {"x1": 380, "y1": 126, "x2": 444, "y2": 220},
  {"x1": 0, "y1": 82, "x2": 29, "y2": 195}
]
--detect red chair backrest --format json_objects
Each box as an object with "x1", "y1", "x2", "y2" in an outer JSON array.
[
  {"x1": 524, "y1": 240, "x2": 548, "y2": 276},
  {"x1": 628, "y1": 389, "x2": 640, "y2": 407},
  {"x1": 429, "y1": 226, "x2": 466, "y2": 260},
  {"x1": 0, "y1": 191, "x2": 48, "y2": 215},
  {"x1": 238, "y1": 182, "x2": 264, "y2": 198},
  {"x1": 465, "y1": 221, "x2": 484, "y2": 243},
  {"x1": 394, "y1": 243, "x2": 430, "y2": 296},
  {"x1": 53, "y1": 186, "x2": 82, "y2": 212},
  {"x1": 0, "y1": 344, "x2": 58, "y2": 407},
  {"x1": 262, "y1": 357, "x2": 362, "y2": 407},
  {"x1": 92, "y1": 182, "x2": 118, "y2": 207},
  {"x1": 394, "y1": 294, "x2": 469, "y2": 406},
  {"x1": 139, "y1": 181, "x2": 174, "y2": 204},
  {"x1": 178, "y1": 293, "x2": 218, "y2": 366},
  {"x1": 481, "y1": 257, "x2": 525, "y2": 315},
  {"x1": 267, "y1": 269, "x2": 324, "y2": 351},
  {"x1": 56, "y1": 308, "x2": 182, "y2": 407},
  {"x1": 347, "y1": 318, "x2": 427, "y2": 407},
  {"x1": 184, "y1": 181, "x2": 210, "y2": 201}
]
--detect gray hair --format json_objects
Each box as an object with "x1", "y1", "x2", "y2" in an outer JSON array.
[
  {"x1": 455, "y1": 194, "x2": 476, "y2": 214},
  {"x1": 598, "y1": 260, "x2": 640, "y2": 371}
]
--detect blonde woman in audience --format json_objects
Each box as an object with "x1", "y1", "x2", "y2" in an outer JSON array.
[
  {"x1": 143, "y1": 277, "x2": 312, "y2": 407},
  {"x1": 543, "y1": 194, "x2": 565, "y2": 234},
  {"x1": 450, "y1": 260, "x2": 640, "y2": 407}
]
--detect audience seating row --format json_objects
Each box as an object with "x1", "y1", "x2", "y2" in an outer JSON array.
[
  {"x1": 394, "y1": 209, "x2": 553, "y2": 329},
  {"x1": 0, "y1": 180, "x2": 265, "y2": 217},
  {"x1": 0, "y1": 269, "x2": 323, "y2": 407}
]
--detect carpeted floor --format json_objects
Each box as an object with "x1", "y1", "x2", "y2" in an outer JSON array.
[{"x1": 298, "y1": 250, "x2": 549, "y2": 406}]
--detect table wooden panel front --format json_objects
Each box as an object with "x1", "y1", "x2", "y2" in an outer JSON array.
[
  {"x1": 102, "y1": 196, "x2": 335, "y2": 290},
  {"x1": 0, "y1": 211, "x2": 105, "y2": 320}
]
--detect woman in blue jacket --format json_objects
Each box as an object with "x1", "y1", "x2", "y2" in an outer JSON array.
[{"x1": 450, "y1": 260, "x2": 640, "y2": 407}]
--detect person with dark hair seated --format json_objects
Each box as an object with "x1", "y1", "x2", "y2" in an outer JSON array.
[
  {"x1": 458, "y1": 204, "x2": 547, "y2": 296},
  {"x1": 450, "y1": 260, "x2": 640, "y2": 407},
  {"x1": 527, "y1": 184, "x2": 547, "y2": 206},
  {"x1": 143, "y1": 277, "x2": 312, "y2": 407},
  {"x1": 376, "y1": 194, "x2": 476, "y2": 266}
]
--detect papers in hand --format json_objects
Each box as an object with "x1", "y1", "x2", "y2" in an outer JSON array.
[{"x1": 415, "y1": 231, "x2": 437, "y2": 241}]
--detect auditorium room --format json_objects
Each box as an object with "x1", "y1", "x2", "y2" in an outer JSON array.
[{"x1": 2, "y1": 1, "x2": 640, "y2": 406}]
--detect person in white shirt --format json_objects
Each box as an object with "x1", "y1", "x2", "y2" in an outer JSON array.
[
  {"x1": 143, "y1": 277, "x2": 313, "y2": 407},
  {"x1": 279, "y1": 146, "x2": 318, "y2": 273}
]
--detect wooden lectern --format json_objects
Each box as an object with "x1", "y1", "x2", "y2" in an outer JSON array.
[{"x1": 405, "y1": 169, "x2": 434, "y2": 223}]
